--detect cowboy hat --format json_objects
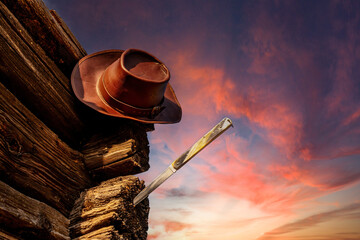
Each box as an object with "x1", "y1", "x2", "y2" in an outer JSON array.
[{"x1": 71, "y1": 49, "x2": 182, "y2": 123}]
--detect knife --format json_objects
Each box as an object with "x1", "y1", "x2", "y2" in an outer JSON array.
[{"x1": 133, "y1": 117, "x2": 233, "y2": 205}]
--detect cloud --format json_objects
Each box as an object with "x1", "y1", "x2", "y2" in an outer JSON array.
[
  {"x1": 164, "y1": 187, "x2": 205, "y2": 198},
  {"x1": 257, "y1": 234, "x2": 360, "y2": 240},
  {"x1": 148, "y1": 219, "x2": 193, "y2": 239},
  {"x1": 161, "y1": 220, "x2": 192, "y2": 233},
  {"x1": 151, "y1": 0, "x2": 360, "y2": 213},
  {"x1": 147, "y1": 232, "x2": 161, "y2": 240},
  {"x1": 194, "y1": 133, "x2": 360, "y2": 213},
  {"x1": 270, "y1": 155, "x2": 360, "y2": 190},
  {"x1": 193, "y1": 134, "x2": 319, "y2": 212},
  {"x1": 166, "y1": 208, "x2": 192, "y2": 217},
  {"x1": 258, "y1": 202, "x2": 360, "y2": 240}
]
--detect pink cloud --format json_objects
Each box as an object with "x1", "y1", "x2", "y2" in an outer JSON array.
[
  {"x1": 258, "y1": 202, "x2": 360, "y2": 240},
  {"x1": 161, "y1": 220, "x2": 192, "y2": 233},
  {"x1": 150, "y1": 48, "x2": 359, "y2": 212},
  {"x1": 165, "y1": 47, "x2": 304, "y2": 160},
  {"x1": 147, "y1": 232, "x2": 161, "y2": 240},
  {"x1": 270, "y1": 161, "x2": 360, "y2": 192},
  {"x1": 342, "y1": 108, "x2": 360, "y2": 127},
  {"x1": 193, "y1": 134, "x2": 320, "y2": 213},
  {"x1": 161, "y1": 0, "x2": 359, "y2": 181},
  {"x1": 148, "y1": 219, "x2": 192, "y2": 239}
]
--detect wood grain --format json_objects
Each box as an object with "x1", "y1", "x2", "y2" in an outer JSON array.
[
  {"x1": 0, "y1": 1, "x2": 87, "y2": 147},
  {"x1": 0, "y1": 181, "x2": 70, "y2": 240},
  {"x1": 0, "y1": 82, "x2": 91, "y2": 215},
  {"x1": 82, "y1": 122, "x2": 150, "y2": 180},
  {"x1": 89, "y1": 151, "x2": 150, "y2": 181},
  {"x1": 73, "y1": 226, "x2": 126, "y2": 240},
  {"x1": 0, "y1": 230, "x2": 19, "y2": 240},
  {"x1": 70, "y1": 176, "x2": 149, "y2": 239},
  {"x1": 1, "y1": 0, "x2": 87, "y2": 77}
]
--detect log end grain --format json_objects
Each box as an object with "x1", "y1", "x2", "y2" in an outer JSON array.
[{"x1": 70, "y1": 176, "x2": 149, "y2": 240}]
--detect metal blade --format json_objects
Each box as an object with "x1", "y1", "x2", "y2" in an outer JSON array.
[
  {"x1": 133, "y1": 117, "x2": 233, "y2": 206},
  {"x1": 133, "y1": 165, "x2": 176, "y2": 205}
]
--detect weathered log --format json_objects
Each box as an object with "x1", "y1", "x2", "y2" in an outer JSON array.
[
  {"x1": 84, "y1": 139, "x2": 137, "y2": 170},
  {"x1": 70, "y1": 176, "x2": 149, "y2": 240},
  {"x1": 89, "y1": 150, "x2": 149, "y2": 181},
  {"x1": 0, "y1": 181, "x2": 70, "y2": 240},
  {"x1": 82, "y1": 123, "x2": 150, "y2": 180},
  {"x1": 0, "y1": 1, "x2": 87, "y2": 147},
  {"x1": 49, "y1": 9, "x2": 87, "y2": 71},
  {"x1": 0, "y1": 82, "x2": 92, "y2": 216},
  {"x1": 70, "y1": 211, "x2": 119, "y2": 236},
  {"x1": 0, "y1": 230, "x2": 18, "y2": 240},
  {"x1": 73, "y1": 226, "x2": 129, "y2": 240},
  {"x1": 1, "y1": 0, "x2": 87, "y2": 77}
]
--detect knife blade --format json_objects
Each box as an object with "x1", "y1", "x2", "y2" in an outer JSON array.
[{"x1": 133, "y1": 117, "x2": 233, "y2": 206}]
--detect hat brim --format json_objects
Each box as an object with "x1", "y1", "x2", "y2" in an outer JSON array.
[{"x1": 71, "y1": 50, "x2": 182, "y2": 124}]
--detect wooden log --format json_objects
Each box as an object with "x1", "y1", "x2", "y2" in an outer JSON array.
[
  {"x1": 89, "y1": 150, "x2": 149, "y2": 181},
  {"x1": 1, "y1": 0, "x2": 87, "y2": 77},
  {"x1": 0, "y1": 230, "x2": 19, "y2": 240},
  {"x1": 0, "y1": 181, "x2": 70, "y2": 240},
  {"x1": 0, "y1": 1, "x2": 87, "y2": 147},
  {"x1": 70, "y1": 176, "x2": 149, "y2": 240},
  {"x1": 73, "y1": 226, "x2": 128, "y2": 240},
  {"x1": 70, "y1": 211, "x2": 119, "y2": 236},
  {"x1": 82, "y1": 122, "x2": 150, "y2": 180},
  {"x1": 0, "y1": 82, "x2": 92, "y2": 216},
  {"x1": 84, "y1": 139, "x2": 137, "y2": 170},
  {"x1": 49, "y1": 9, "x2": 87, "y2": 70}
]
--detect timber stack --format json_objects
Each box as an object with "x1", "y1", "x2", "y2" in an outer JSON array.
[{"x1": 0, "y1": 0, "x2": 151, "y2": 239}]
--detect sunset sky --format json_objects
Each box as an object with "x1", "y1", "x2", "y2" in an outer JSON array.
[{"x1": 46, "y1": 1, "x2": 360, "y2": 239}]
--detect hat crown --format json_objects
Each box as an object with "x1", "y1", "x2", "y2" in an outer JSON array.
[
  {"x1": 123, "y1": 51, "x2": 169, "y2": 82},
  {"x1": 102, "y1": 49, "x2": 170, "y2": 108}
]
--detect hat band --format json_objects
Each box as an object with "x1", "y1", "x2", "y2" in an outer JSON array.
[{"x1": 97, "y1": 76, "x2": 165, "y2": 119}]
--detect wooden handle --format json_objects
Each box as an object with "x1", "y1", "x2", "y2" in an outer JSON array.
[{"x1": 172, "y1": 118, "x2": 233, "y2": 170}]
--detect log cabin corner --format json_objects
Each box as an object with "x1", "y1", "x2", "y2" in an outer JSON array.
[{"x1": 0, "y1": 0, "x2": 151, "y2": 239}]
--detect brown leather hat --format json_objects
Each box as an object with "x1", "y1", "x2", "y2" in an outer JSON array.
[{"x1": 71, "y1": 49, "x2": 182, "y2": 123}]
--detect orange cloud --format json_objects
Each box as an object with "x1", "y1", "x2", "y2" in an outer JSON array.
[
  {"x1": 161, "y1": 220, "x2": 192, "y2": 233},
  {"x1": 258, "y1": 202, "x2": 360, "y2": 240},
  {"x1": 147, "y1": 232, "x2": 161, "y2": 240},
  {"x1": 342, "y1": 108, "x2": 360, "y2": 127},
  {"x1": 148, "y1": 219, "x2": 192, "y2": 239},
  {"x1": 165, "y1": 48, "x2": 304, "y2": 161}
]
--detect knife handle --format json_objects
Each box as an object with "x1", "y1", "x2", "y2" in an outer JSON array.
[{"x1": 171, "y1": 117, "x2": 233, "y2": 170}]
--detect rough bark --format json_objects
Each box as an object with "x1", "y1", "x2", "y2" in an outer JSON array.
[
  {"x1": 0, "y1": 181, "x2": 70, "y2": 240},
  {"x1": 0, "y1": 0, "x2": 87, "y2": 77},
  {"x1": 0, "y1": 82, "x2": 91, "y2": 216},
  {"x1": 0, "y1": 1, "x2": 86, "y2": 147},
  {"x1": 73, "y1": 226, "x2": 130, "y2": 240},
  {"x1": 89, "y1": 151, "x2": 150, "y2": 181},
  {"x1": 82, "y1": 123, "x2": 150, "y2": 180},
  {"x1": 84, "y1": 139, "x2": 137, "y2": 170},
  {"x1": 69, "y1": 176, "x2": 149, "y2": 240},
  {"x1": 0, "y1": 230, "x2": 19, "y2": 240}
]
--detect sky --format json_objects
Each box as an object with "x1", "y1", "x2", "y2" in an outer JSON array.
[{"x1": 45, "y1": 0, "x2": 360, "y2": 239}]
